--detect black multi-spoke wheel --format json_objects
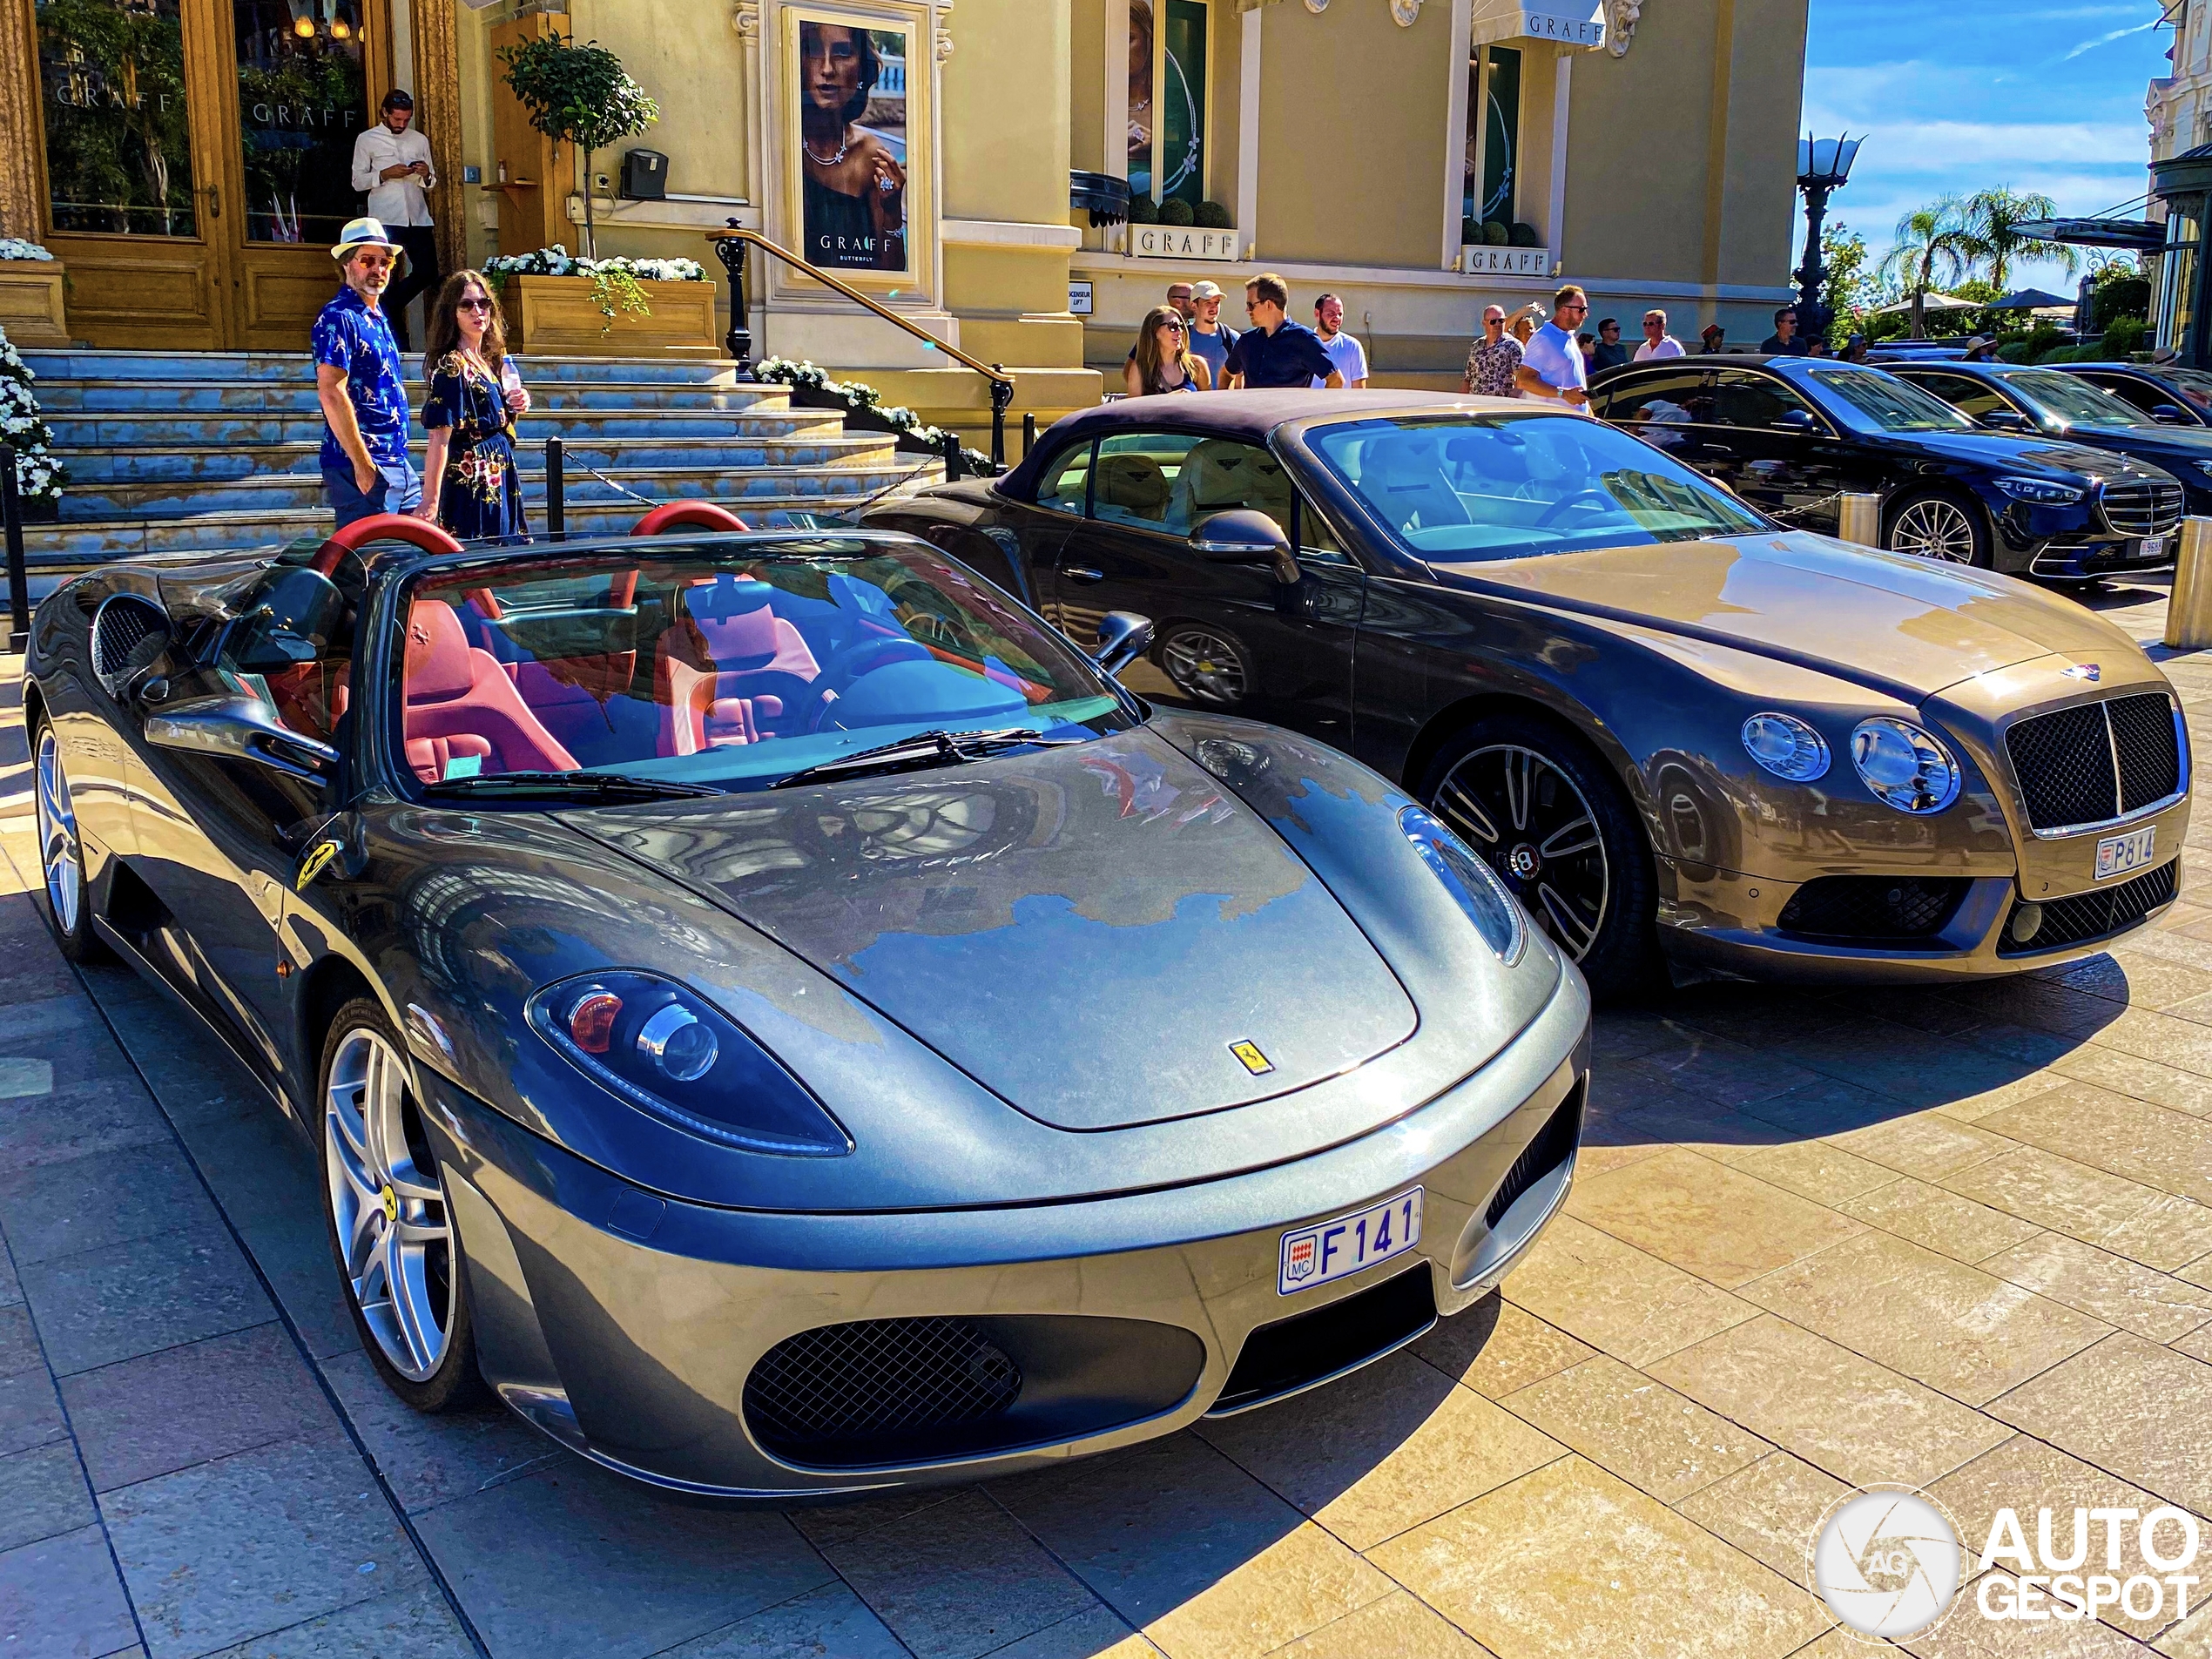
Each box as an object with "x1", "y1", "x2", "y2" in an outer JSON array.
[
  {"x1": 1420, "y1": 713, "x2": 1657, "y2": 998},
  {"x1": 1884, "y1": 491, "x2": 1989, "y2": 567},
  {"x1": 1157, "y1": 624, "x2": 1252, "y2": 705},
  {"x1": 319, "y1": 998, "x2": 482, "y2": 1412}
]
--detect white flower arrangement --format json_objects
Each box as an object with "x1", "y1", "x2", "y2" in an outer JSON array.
[
  {"x1": 0, "y1": 323, "x2": 63, "y2": 504},
  {"x1": 753, "y1": 358, "x2": 996, "y2": 475},
  {"x1": 482, "y1": 245, "x2": 704, "y2": 282},
  {"x1": 0, "y1": 239, "x2": 56, "y2": 263}
]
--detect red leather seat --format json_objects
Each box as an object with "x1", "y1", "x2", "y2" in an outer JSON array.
[
  {"x1": 403, "y1": 600, "x2": 579, "y2": 783},
  {"x1": 655, "y1": 578, "x2": 821, "y2": 756}
]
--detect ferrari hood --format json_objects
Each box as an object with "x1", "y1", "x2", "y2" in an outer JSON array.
[
  {"x1": 575, "y1": 729, "x2": 1418, "y2": 1131},
  {"x1": 1439, "y1": 530, "x2": 2138, "y2": 699}
]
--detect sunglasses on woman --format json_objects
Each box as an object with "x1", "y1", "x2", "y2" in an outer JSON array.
[{"x1": 457, "y1": 297, "x2": 493, "y2": 314}]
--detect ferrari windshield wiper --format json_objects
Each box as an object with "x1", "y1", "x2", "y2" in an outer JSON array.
[
  {"x1": 422, "y1": 770, "x2": 721, "y2": 801},
  {"x1": 771, "y1": 728, "x2": 1081, "y2": 790}
]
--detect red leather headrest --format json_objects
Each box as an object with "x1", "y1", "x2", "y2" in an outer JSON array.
[
  {"x1": 632, "y1": 501, "x2": 752, "y2": 536},
  {"x1": 404, "y1": 601, "x2": 475, "y2": 701},
  {"x1": 311, "y1": 513, "x2": 465, "y2": 577}
]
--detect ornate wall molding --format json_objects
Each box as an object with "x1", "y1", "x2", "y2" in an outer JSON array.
[
  {"x1": 412, "y1": 0, "x2": 468, "y2": 276},
  {"x1": 934, "y1": 0, "x2": 954, "y2": 61},
  {"x1": 732, "y1": 1, "x2": 761, "y2": 37},
  {"x1": 1605, "y1": 0, "x2": 1643, "y2": 56},
  {"x1": 1390, "y1": 0, "x2": 1422, "y2": 23},
  {"x1": 0, "y1": 0, "x2": 46, "y2": 242}
]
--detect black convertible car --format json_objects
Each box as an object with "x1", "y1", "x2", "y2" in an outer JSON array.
[{"x1": 1587, "y1": 354, "x2": 2183, "y2": 580}]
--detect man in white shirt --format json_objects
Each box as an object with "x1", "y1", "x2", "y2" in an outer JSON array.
[
  {"x1": 1634, "y1": 307, "x2": 1686, "y2": 361},
  {"x1": 1514, "y1": 284, "x2": 1591, "y2": 411},
  {"x1": 350, "y1": 90, "x2": 439, "y2": 350},
  {"x1": 1310, "y1": 293, "x2": 1368, "y2": 388}
]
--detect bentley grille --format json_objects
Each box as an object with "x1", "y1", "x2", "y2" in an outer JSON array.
[
  {"x1": 1999, "y1": 859, "x2": 2179, "y2": 955},
  {"x1": 2096, "y1": 481, "x2": 2185, "y2": 540},
  {"x1": 743, "y1": 1316, "x2": 1022, "y2": 1460},
  {"x1": 2004, "y1": 692, "x2": 2182, "y2": 832}
]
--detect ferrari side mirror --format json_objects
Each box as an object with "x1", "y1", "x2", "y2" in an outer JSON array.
[{"x1": 1094, "y1": 611, "x2": 1155, "y2": 678}]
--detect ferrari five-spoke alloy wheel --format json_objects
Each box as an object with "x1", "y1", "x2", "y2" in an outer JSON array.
[
  {"x1": 1159, "y1": 625, "x2": 1251, "y2": 705},
  {"x1": 320, "y1": 1002, "x2": 479, "y2": 1407},
  {"x1": 1420, "y1": 713, "x2": 1659, "y2": 999},
  {"x1": 1886, "y1": 495, "x2": 1986, "y2": 566},
  {"x1": 31, "y1": 720, "x2": 105, "y2": 962}
]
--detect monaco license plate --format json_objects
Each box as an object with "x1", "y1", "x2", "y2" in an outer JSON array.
[
  {"x1": 2141, "y1": 535, "x2": 2167, "y2": 562},
  {"x1": 2096, "y1": 826, "x2": 2157, "y2": 880},
  {"x1": 1278, "y1": 1189, "x2": 1422, "y2": 1295}
]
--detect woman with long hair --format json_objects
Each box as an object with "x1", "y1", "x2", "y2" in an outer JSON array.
[
  {"x1": 416, "y1": 269, "x2": 529, "y2": 543},
  {"x1": 799, "y1": 21, "x2": 906, "y2": 271},
  {"x1": 1123, "y1": 304, "x2": 1211, "y2": 397}
]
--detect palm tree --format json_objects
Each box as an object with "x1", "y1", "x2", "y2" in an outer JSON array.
[
  {"x1": 1877, "y1": 198, "x2": 1975, "y2": 339},
  {"x1": 1960, "y1": 186, "x2": 2079, "y2": 293}
]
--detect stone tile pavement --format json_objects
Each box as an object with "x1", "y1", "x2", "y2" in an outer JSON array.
[{"x1": 2, "y1": 581, "x2": 2212, "y2": 1656}]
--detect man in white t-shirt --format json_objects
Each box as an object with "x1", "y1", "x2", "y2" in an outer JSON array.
[
  {"x1": 1514, "y1": 284, "x2": 1591, "y2": 411},
  {"x1": 1309, "y1": 293, "x2": 1369, "y2": 388},
  {"x1": 1634, "y1": 307, "x2": 1686, "y2": 361}
]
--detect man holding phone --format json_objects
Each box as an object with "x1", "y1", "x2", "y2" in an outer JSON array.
[{"x1": 351, "y1": 90, "x2": 439, "y2": 350}]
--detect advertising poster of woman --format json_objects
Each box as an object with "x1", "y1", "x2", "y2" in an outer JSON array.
[{"x1": 796, "y1": 13, "x2": 909, "y2": 273}]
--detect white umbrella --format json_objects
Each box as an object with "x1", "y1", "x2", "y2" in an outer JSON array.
[{"x1": 1870, "y1": 292, "x2": 1983, "y2": 314}]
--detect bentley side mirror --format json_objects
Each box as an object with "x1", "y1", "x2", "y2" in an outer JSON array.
[
  {"x1": 1771, "y1": 408, "x2": 1817, "y2": 435},
  {"x1": 145, "y1": 696, "x2": 338, "y2": 787},
  {"x1": 1189, "y1": 509, "x2": 1301, "y2": 585},
  {"x1": 2153, "y1": 404, "x2": 2191, "y2": 425},
  {"x1": 1978, "y1": 409, "x2": 2030, "y2": 433},
  {"x1": 1093, "y1": 611, "x2": 1154, "y2": 679}
]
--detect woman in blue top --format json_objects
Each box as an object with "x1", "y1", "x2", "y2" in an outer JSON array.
[{"x1": 417, "y1": 269, "x2": 530, "y2": 543}]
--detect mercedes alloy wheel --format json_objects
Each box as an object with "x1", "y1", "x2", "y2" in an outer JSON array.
[
  {"x1": 1885, "y1": 496, "x2": 1985, "y2": 565},
  {"x1": 320, "y1": 1001, "x2": 479, "y2": 1407}
]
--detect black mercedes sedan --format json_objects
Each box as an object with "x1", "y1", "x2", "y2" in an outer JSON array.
[
  {"x1": 1587, "y1": 354, "x2": 2183, "y2": 581},
  {"x1": 1888, "y1": 360, "x2": 2212, "y2": 522},
  {"x1": 2047, "y1": 361, "x2": 2212, "y2": 429}
]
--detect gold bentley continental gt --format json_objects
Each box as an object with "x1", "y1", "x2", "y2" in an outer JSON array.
[{"x1": 868, "y1": 391, "x2": 2192, "y2": 996}]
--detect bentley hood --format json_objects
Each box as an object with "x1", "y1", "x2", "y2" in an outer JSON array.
[
  {"x1": 1440, "y1": 529, "x2": 2140, "y2": 699},
  {"x1": 576, "y1": 729, "x2": 1419, "y2": 1131}
]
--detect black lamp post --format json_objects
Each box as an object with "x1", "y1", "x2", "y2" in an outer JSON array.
[{"x1": 1793, "y1": 132, "x2": 1863, "y2": 343}]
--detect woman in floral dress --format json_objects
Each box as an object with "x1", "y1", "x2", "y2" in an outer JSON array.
[{"x1": 417, "y1": 269, "x2": 530, "y2": 543}]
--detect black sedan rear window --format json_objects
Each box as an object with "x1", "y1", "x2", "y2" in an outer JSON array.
[{"x1": 1309, "y1": 413, "x2": 1764, "y2": 561}]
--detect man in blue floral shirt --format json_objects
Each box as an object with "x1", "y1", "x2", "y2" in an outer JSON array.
[{"x1": 314, "y1": 217, "x2": 418, "y2": 527}]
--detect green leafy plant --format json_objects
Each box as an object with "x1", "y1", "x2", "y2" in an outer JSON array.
[
  {"x1": 1484, "y1": 222, "x2": 1509, "y2": 247},
  {"x1": 1507, "y1": 221, "x2": 1541, "y2": 248},
  {"x1": 1876, "y1": 197, "x2": 1976, "y2": 339},
  {"x1": 1193, "y1": 199, "x2": 1232, "y2": 229},
  {"x1": 496, "y1": 34, "x2": 659, "y2": 260},
  {"x1": 1157, "y1": 197, "x2": 1194, "y2": 227},
  {"x1": 1126, "y1": 194, "x2": 1160, "y2": 225},
  {"x1": 755, "y1": 357, "x2": 998, "y2": 475}
]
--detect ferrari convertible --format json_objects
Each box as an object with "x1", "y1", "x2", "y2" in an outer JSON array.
[{"x1": 24, "y1": 504, "x2": 1588, "y2": 1500}]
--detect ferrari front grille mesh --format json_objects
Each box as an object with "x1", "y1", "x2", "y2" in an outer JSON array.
[
  {"x1": 1777, "y1": 876, "x2": 1970, "y2": 942},
  {"x1": 2005, "y1": 693, "x2": 2180, "y2": 832},
  {"x1": 89, "y1": 594, "x2": 169, "y2": 689},
  {"x1": 2097, "y1": 481, "x2": 2184, "y2": 539},
  {"x1": 744, "y1": 1316, "x2": 1022, "y2": 1454},
  {"x1": 1484, "y1": 1082, "x2": 1584, "y2": 1230},
  {"x1": 1999, "y1": 860, "x2": 2178, "y2": 955}
]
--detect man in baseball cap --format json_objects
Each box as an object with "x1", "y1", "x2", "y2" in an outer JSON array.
[
  {"x1": 312, "y1": 217, "x2": 420, "y2": 527},
  {"x1": 1186, "y1": 280, "x2": 1238, "y2": 388}
]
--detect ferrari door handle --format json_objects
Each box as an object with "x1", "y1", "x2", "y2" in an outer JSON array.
[
  {"x1": 1059, "y1": 565, "x2": 1104, "y2": 583},
  {"x1": 1697, "y1": 442, "x2": 1734, "y2": 457}
]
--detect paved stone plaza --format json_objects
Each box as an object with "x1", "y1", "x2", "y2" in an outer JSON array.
[{"x1": 3, "y1": 579, "x2": 2212, "y2": 1659}]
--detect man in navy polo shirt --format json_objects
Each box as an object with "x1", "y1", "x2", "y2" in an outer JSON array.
[
  {"x1": 1223, "y1": 273, "x2": 1344, "y2": 390},
  {"x1": 313, "y1": 216, "x2": 420, "y2": 528}
]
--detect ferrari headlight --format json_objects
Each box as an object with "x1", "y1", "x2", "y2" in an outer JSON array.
[
  {"x1": 1851, "y1": 718, "x2": 1962, "y2": 813},
  {"x1": 1400, "y1": 805, "x2": 1527, "y2": 964},
  {"x1": 1741, "y1": 712, "x2": 1831, "y2": 782},
  {"x1": 529, "y1": 971, "x2": 850, "y2": 1155},
  {"x1": 1993, "y1": 475, "x2": 2085, "y2": 505}
]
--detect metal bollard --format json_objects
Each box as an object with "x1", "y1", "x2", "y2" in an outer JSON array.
[
  {"x1": 545, "y1": 437, "x2": 565, "y2": 542},
  {"x1": 1022, "y1": 411, "x2": 1037, "y2": 460},
  {"x1": 2168, "y1": 516, "x2": 2212, "y2": 649},
  {"x1": 1837, "y1": 493, "x2": 1883, "y2": 549},
  {"x1": 0, "y1": 444, "x2": 26, "y2": 651}
]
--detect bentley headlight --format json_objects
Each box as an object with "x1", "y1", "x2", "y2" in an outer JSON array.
[
  {"x1": 1993, "y1": 475, "x2": 2085, "y2": 505},
  {"x1": 1741, "y1": 712, "x2": 1831, "y2": 782},
  {"x1": 1400, "y1": 805, "x2": 1527, "y2": 964},
  {"x1": 529, "y1": 971, "x2": 851, "y2": 1155},
  {"x1": 1851, "y1": 718, "x2": 1962, "y2": 813}
]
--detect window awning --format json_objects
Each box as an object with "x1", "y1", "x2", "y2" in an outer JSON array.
[
  {"x1": 1470, "y1": 0, "x2": 1608, "y2": 51},
  {"x1": 2015, "y1": 216, "x2": 2165, "y2": 252}
]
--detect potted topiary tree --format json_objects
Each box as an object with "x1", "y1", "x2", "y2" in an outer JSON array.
[{"x1": 496, "y1": 33, "x2": 659, "y2": 262}]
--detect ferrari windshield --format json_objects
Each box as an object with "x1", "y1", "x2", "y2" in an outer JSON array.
[
  {"x1": 1310, "y1": 413, "x2": 1765, "y2": 561},
  {"x1": 1998, "y1": 368, "x2": 2158, "y2": 428},
  {"x1": 384, "y1": 539, "x2": 1130, "y2": 793}
]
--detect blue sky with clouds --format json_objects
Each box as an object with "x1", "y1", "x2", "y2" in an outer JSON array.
[{"x1": 1804, "y1": 0, "x2": 2172, "y2": 289}]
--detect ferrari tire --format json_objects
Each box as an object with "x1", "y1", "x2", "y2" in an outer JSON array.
[
  {"x1": 1419, "y1": 711, "x2": 1660, "y2": 1001},
  {"x1": 30, "y1": 715, "x2": 110, "y2": 964},
  {"x1": 1883, "y1": 489, "x2": 1991, "y2": 569},
  {"x1": 319, "y1": 998, "x2": 483, "y2": 1412}
]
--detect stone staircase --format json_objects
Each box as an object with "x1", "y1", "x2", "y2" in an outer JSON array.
[{"x1": 17, "y1": 348, "x2": 944, "y2": 592}]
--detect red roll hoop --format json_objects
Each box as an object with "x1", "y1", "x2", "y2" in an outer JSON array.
[
  {"x1": 308, "y1": 512, "x2": 465, "y2": 577},
  {"x1": 631, "y1": 501, "x2": 752, "y2": 537}
]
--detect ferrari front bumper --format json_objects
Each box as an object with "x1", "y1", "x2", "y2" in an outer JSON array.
[{"x1": 425, "y1": 964, "x2": 1590, "y2": 1501}]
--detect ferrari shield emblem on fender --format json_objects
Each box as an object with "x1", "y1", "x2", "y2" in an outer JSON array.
[
  {"x1": 294, "y1": 839, "x2": 341, "y2": 891},
  {"x1": 1229, "y1": 1040, "x2": 1274, "y2": 1076}
]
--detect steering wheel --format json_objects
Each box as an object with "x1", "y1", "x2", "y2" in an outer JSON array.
[
  {"x1": 796, "y1": 637, "x2": 936, "y2": 733},
  {"x1": 1534, "y1": 488, "x2": 1615, "y2": 528}
]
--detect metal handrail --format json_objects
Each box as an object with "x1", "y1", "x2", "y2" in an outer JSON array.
[{"x1": 706, "y1": 223, "x2": 1015, "y2": 467}]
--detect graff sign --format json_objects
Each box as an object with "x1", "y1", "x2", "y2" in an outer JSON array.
[{"x1": 1130, "y1": 226, "x2": 1237, "y2": 262}]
